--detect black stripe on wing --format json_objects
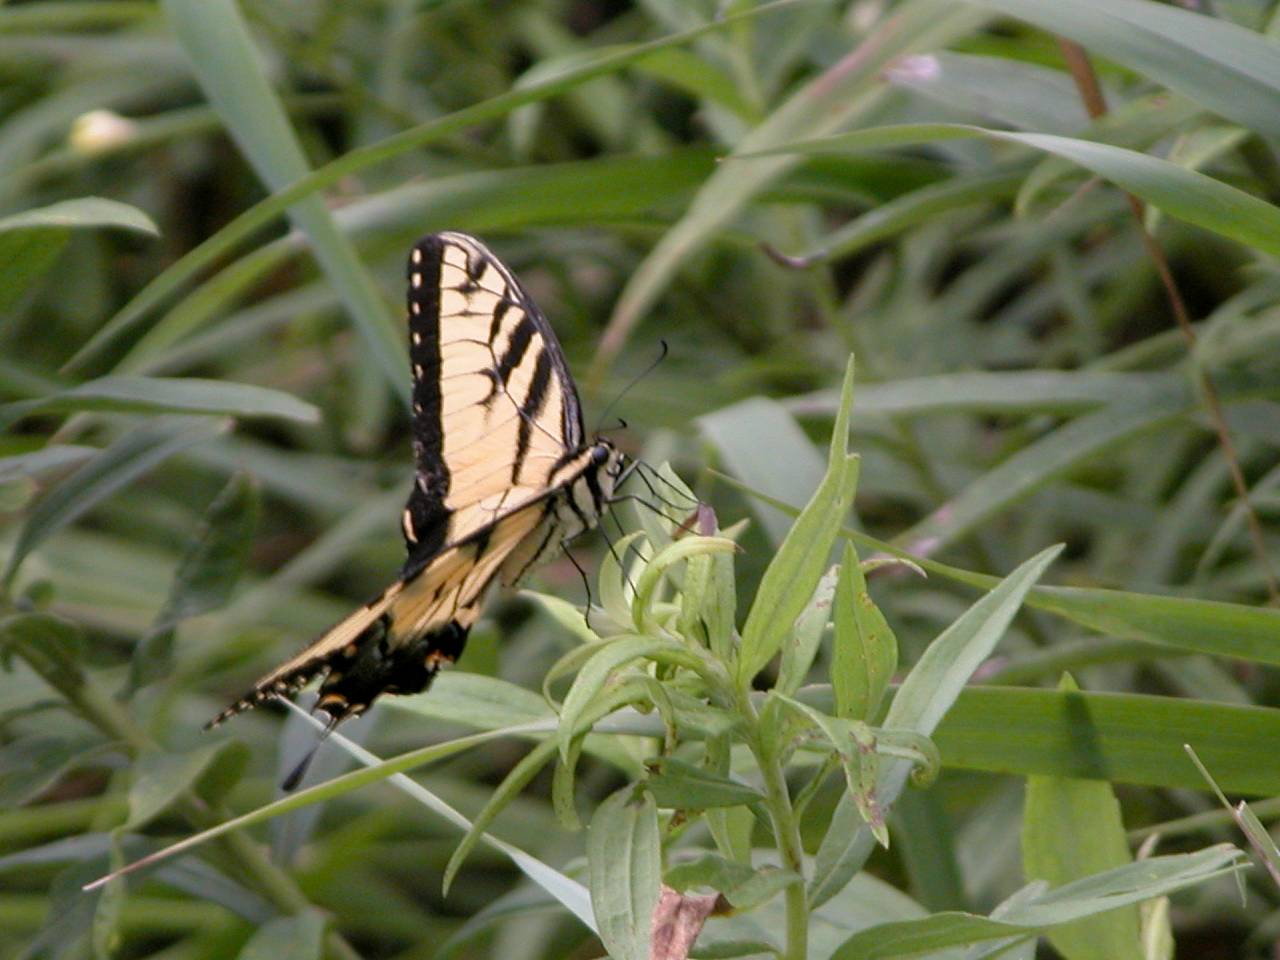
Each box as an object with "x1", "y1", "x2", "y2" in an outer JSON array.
[
  {"x1": 433, "y1": 232, "x2": 586, "y2": 449},
  {"x1": 492, "y1": 314, "x2": 536, "y2": 401},
  {"x1": 514, "y1": 348, "x2": 554, "y2": 481}
]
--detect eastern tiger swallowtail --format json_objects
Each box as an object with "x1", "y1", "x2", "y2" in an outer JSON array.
[{"x1": 208, "y1": 232, "x2": 624, "y2": 731}]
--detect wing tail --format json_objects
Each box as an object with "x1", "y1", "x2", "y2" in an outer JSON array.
[{"x1": 205, "y1": 585, "x2": 401, "y2": 729}]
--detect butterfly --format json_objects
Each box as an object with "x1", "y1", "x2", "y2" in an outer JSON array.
[{"x1": 208, "y1": 232, "x2": 624, "y2": 736}]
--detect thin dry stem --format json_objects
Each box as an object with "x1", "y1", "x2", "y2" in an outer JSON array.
[{"x1": 1057, "y1": 38, "x2": 1278, "y2": 602}]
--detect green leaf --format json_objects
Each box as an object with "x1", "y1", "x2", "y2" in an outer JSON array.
[
  {"x1": 130, "y1": 473, "x2": 258, "y2": 691},
  {"x1": 0, "y1": 197, "x2": 155, "y2": 314},
  {"x1": 599, "y1": 530, "x2": 645, "y2": 630},
  {"x1": 830, "y1": 846, "x2": 1243, "y2": 958},
  {"x1": 389, "y1": 672, "x2": 555, "y2": 729},
  {"x1": 599, "y1": 1, "x2": 987, "y2": 370},
  {"x1": 84, "y1": 719, "x2": 591, "y2": 919},
  {"x1": 0, "y1": 197, "x2": 158, "y2": 235},
  {"x1": 1184, "y1": 745, "x2": 1280, "y2": 893},
  {"x1": 588, "y1": 787, "x2": 661, "y2": 960},
  {"x1": 0, "y1": 735, "x2": 108, "y2": 807},
  {"x1": 723, "y1": 474, "x2": 1280, "y2": 666},
  {"x1": 788, "y1": 370, "x2": 1175, "y2": 419},
  {"x1": 441, "y1": 738, "x2": 558, "y2": 897},
  {"x1": 2, "y1": 418, "x2": 227, "y2": 588},
  {"x1": 0, "y1": 613, "x2": 85, "y2": 696},
  {"x1": 443, "y1": 672, "x2": 651, "y2": 894},
  {"x1": 677, "y1": 522, "x2": 738, "y2": 660},
  {"x1": 699, "y1": 396, "x2": 826, "y2": 547},
  {"x1": 632, "y1": 47, "x2": 758, "y2": 120},
  {"x1": 310, "y1": 714, "x2": 597, "y2": 932},
  {"x1": 886, "y1": 545, "x2": 1063, "y2": 740},
  {"x1": 775, "y1": 565, "x2": 838, "y2": 697},
  {"x1": 738, "y1": 355, "x2": 859, "y2": 682},
  {"x1": 0, "y1": 376, "x2": 319, "y2": 430},
  {"x1": 791, "y1": 166, "x2": 1023, "y2": 265},
  {"x1": 0, "y1": 475, "x2": 36, "y2": 512},
  {"x1": 525, "y1": 590, "x2": 600, "y2": 647},
  {"x1": 831, "y1": 543, "x2": 897, "y2": 722},
  {"x1": 0, "y1": 229, "x2": 68, "y2": 315},
  {"x1": 665, "y1": 854, "x2": 799, "y2": 910},
  {"x1": 705, "y1": 804, "x2": 755, "y2": 869},
  {"x1": 665, "y1": 853, "x2": 755, "y2": 894},
  {"x1": 161, "y1": 0, "x2": 407, "y2": 399},
  {"x1": 934, "y1": 687, "x2": 1280, "y2": 795},
  {"x1": 874, "y1": 376, "x2": 1195, "y2": 555},
  {"x1": 126, "y1": 743, "x2": 234, "y2": 831},
  {"x1": 810, "y1": 544, "x2": 1062, "y2": 907},
  {"x1": 967, "y1": 0, "x2": 1280, "y2": 142},
  {"x1": 887, "y1": 50, "x2": 1091, "y2": 133},
  {"x1": 64, "y1": 2, "x2": 797, "y2": 375},
  {"x1": 557, "y1": 636, "x2": 694, "y2": 763},
  {"x1": 743, "y1": 123, "x2": 1280, "y2": 258},
  {"x1": 644, "y1": 756, "x2": 763, "y2": 810},
  {"x1": 235, "y1": 911, "x2": 326, "y2": 960},
  {"x1": 1025, "y1": 587, "x2": 1280, "y2": 667},
  {"x1": 154, "y1": 473, "x2": 258, "y2": 627},
  {"x1": 0, "y1": 446, "x2": 97, "y2": 482},
  {"x1": 552, "y1": 734, "x2": 588, "y2": 832},
  {"x1": 407, "y1": 682, "x2": 1280, "y2": 799},
  {"x1": 1023, "y1": 675, "x2": 1142, "y2": 960},
  {"x1": 631, "y1": 536, "x2": 738, "y2": 634},
  {"x1": 677, "y1": 549, "x2": 715, "y2": 644},
  {"x1": 774, "y1": 693, "x2": 888, "y2": 847}
]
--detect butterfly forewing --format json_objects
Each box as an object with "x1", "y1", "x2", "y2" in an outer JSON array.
[{"x1": 405, "y1": 232, "x2": 586, "y2": 553}]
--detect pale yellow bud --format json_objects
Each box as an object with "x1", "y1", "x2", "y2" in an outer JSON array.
[{"x1": 69, "y1": 110, "x2": 139, "y2": 156}]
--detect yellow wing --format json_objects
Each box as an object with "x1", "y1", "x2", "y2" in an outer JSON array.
[
  {"x1": 401, "y1": 232, "x2": 586, "y2": 558},
  {"x1": 207, "y1": 232, "x2": 622, "y2": 727},
  {"x1": 207, "y1": 502, "x2": 548, "y2": 727},
  {"x1": 208, "y1": 233, "x2": 620, "y2": 732}
]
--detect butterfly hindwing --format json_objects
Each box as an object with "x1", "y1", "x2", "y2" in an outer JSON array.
[{"x1": 206, "y1": 501, "x2": 550, "y2": 728}]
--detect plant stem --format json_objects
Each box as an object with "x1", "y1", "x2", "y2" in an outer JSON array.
[
  {"x1": 757, "y1": 748, "x2": 809, "y2": 960},
  {"x1": 737, "y1": 688, "x2": 808, "y2": 960}
]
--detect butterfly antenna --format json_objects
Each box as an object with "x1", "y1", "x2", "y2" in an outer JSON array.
[{"x1": 592, "y1": 340, "x2": 668, "y2": 435}]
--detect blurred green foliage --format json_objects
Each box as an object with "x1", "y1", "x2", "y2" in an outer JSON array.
[{"x1": 2, "y1": 1, "x2": 1280, "y2": 958}]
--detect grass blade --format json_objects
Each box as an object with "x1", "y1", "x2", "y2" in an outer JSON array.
[
  {"x1": 1023, "y1": 675, "x2": 1141, "y2": 960},
  {"x1": 161, "y1": 0, "x2": 406, "y2": 398},
  {"x1": 0, "y1": 376, "x2": 318, "y2": 430},
  {"x1": 743, "y1": 123, "x2": 1280, "y2": 257},
  {"x1": 63, "y1": 1, "x2": 798, "y2": 375},
  {"x1": 810, "y1": 544, "x2": 1061, "y2": 907},
  {"x1": 2, "y1": 418, "x2": 227, "y2": 589},
  {"x1": 969, "y1": 0, "x2": 1280, "y2": 142}
]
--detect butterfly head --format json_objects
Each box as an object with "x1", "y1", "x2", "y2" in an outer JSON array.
[{"x1": 588, "y1": 438, "x2": 625, "y2": 503}]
